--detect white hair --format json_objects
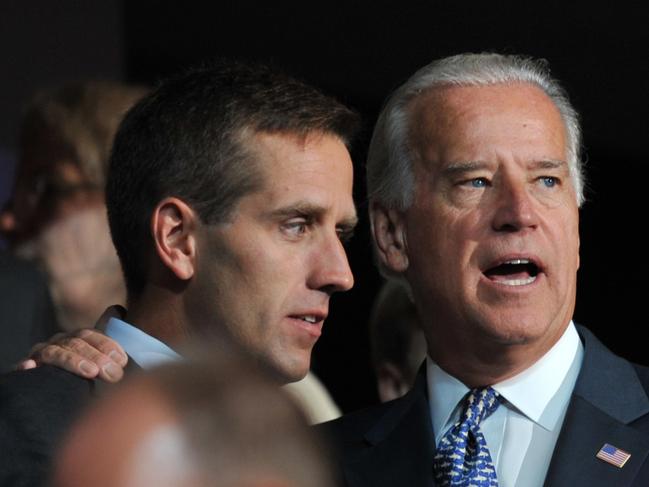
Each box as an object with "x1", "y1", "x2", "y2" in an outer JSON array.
[{"x1": 367, "y1": 53, "x2": 585, "y2": 210}]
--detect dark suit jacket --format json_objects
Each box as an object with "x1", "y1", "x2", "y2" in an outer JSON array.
[
  {"x1": 0, "y1": 253, "x2": 60, "y2": 372},
  {"x1": 0, "y1": 361, "x2": 139, "y2": 487},
  {"x1": 321, "y1": 327, "x2": 649, "y2": 486}
]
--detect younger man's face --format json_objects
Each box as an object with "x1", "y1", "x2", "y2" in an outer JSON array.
[{"x1": 188, "y1": 131, "x2": 357, "y2": 383}]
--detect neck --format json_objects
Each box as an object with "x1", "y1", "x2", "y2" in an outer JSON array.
[
  {"x1": 428, "y1": 323, "x2": 569, "y2": 387},
  {"x1": 125, "y1": 285, "x2": 188, "y2": 349}
]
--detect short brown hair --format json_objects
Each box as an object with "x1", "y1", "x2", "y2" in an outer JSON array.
[{"x1": 107, "y1": 60, "x2": 360, "y2": 298}]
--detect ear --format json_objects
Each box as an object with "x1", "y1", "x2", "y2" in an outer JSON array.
[
  {"x1": 151, "y1": 197, "x2": 198, "y2": 281},
  {"x1": 370, "y1": 201, "x2": 409, "y2": 273}
]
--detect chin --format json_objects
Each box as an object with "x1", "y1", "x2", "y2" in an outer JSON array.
[
  {"x1": 268, "y1": 355, "x2": 310, "y2": 385},
  {"x1": 490, "y1": 330, "x2": 535, "y2": 346},
  {"x1": 274, "y1": 366, "x2": 309, "y2": 385},
  {"x1": 477, "y1": 315, "x2": 550, "y2": 346}
]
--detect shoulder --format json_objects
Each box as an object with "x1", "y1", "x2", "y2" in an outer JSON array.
[
  {"x1": 319, "y1": 399, "x2": 398, "y2": 442},
  {"x1": 577, "y1": 324, "x2": 649, "y2": 391},
  {"x1": 0, "y1": 365, "x2": 95, "y2": 436},
  {"x1": 0, "y1": 254, "x2": 60, "y2": 371},
  {"x1": 629, "y1": 363, "x2": 649, "y2": 429},
  {"x1": 319, "y1": 364, "x2": 430, "y2": 444},
  {"x1": 0, "y1": 365, "x2": 94, "y2": 401},
  {"x1": 576, "y1": 325, "x2": 649, "y2": 428},
  {"x1": 316, "y1": 376, "x2": 436, "y2": 487},
  {"x1": 630, "y1": 361, "x2": 649, "y2": 389},
  {"x1": 318, "y1": 376, "x2": 430, "y2": 457},
  {"x1": 317, "y1": 399, "x2": 407, "y2": 485},
  {"x1": 0, "y1": 366, "x2": 95, "y2": 485}
]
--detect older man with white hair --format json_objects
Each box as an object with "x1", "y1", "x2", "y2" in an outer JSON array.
[{"x1": 324, "y1": 53, "x2": 649, "y2": 487}]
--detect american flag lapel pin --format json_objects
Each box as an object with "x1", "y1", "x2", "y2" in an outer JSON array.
[{"x1": 596, "y1": 443, "x2": 631, "y2": 468}]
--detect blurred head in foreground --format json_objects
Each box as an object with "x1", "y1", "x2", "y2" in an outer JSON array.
[{"x1": 52, "y1": 350, "x2": 334, "y2": 487}]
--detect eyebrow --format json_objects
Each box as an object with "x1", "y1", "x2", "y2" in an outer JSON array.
[
  {"x1": 442, "y1": 159, "x2": 568, "y2": 176},
  {"x1": 442, "y1": 161, "x2": 491, "y2": 177},
  {"x1": 529, "y1": 159, "x2": 567, "y2": 170}
]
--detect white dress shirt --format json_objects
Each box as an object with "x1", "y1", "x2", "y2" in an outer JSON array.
[
  {"x1": 427, "y1": 322, "x2": 584, "y2": 487},
  {"x1": 105, "y1": 316, "x2": 181, "y2": 369}
]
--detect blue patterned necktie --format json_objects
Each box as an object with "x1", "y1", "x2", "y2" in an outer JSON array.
[{"x1": 433, "y1": 387, "x2": 500, "y2": 486}]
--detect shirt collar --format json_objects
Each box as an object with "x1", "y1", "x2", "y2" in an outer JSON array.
[
  {"x1": 493, "y1": 322, "x2": 582, "y2": 430},
  {"x1": 105, "y1": 316, "x2": 181, "y2": 369},
  {"x1": 427, "y1": 321, "x2": 582, "y2": 439},
  {"x1": 427, "y1": 357, "x2": 469, "y2": 444}
]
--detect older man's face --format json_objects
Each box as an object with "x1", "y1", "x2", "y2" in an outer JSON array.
[{"x1": 396, "y1": 83, "x2": 580, "y2": 362}]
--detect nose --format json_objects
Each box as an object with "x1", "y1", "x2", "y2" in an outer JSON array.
[
  {"x1": 308, "y1": 233, "x2": 354, "y2": 294},
  {"x1": 491, "y1": 180, "x2": 540, "y2": 233}
]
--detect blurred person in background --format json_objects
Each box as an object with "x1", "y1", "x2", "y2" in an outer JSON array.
[
  {"x1": 369, "y1": 280, "x2": 426, "y2": 402},
  {"x1": 0, "y1": 81, "x2": 147, "y2": 331}
]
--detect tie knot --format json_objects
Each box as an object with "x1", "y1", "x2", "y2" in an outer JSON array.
[
  {"x1": 434, "y1": 387, "x2": 500, "y2": 485},
  {"x1": 462, "y1": 387, "x2": 499, "y2": 428}
]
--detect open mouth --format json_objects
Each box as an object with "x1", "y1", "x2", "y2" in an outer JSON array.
[
  {"x1": 483, "y1": 258, "x2": 540, "y2": 286},
  {"x1": 287, "y1": 313, "x2": 325, "y2": 340},
  {"x1": 289, "y1": 314, "x2": 324, "y2": 325}
]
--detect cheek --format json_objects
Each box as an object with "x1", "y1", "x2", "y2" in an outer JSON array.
[
  {"x1": 553, "y1": 212, "x2": 580, "y2": 264},
  {"x1": 234, "y1": 251, "x2": 296, "y2": 322},
  {"x1": 408, "y1": 208, "x2": 477, "y2": 265}
]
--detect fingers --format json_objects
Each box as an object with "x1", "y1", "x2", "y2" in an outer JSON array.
[
  {"x1": 31, "y1": 332, "x2": 67, "y2": 356},
  {"x1": 75, "y1": 329, "x2": 128, "y2": 367},
  {"x1": 15, "y1": 358, "x2": 37, "y2": 371},
  {"x1": 26, "y1": 329, "x2": 128, "y2": 383},
  {"x1": 32, "y1": 340, "x2": 101, "y2": 379},
  {"x1": 14, "y1": 335, "x2": 65, "y2": 371}
]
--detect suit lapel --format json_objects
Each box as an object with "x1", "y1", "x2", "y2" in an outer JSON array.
[
  {"x1": 343, "y1": 367, "x2": 437, "y2": 487},
  {"x1": 544, "y1": 327, "x2": 649, "y2": 486},
  {"x1": 544, "y1": 395, "x2": 649, "y2": 486}
]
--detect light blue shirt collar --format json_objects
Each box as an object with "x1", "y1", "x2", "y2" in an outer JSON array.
[
  {"x1": 428, "y1": 321, "x2": 583, "y2": 443},
  {"x1": 105, "y1": 316, "x2": 181, "y2": 369}
]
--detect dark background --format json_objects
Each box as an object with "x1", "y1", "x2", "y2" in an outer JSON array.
[{"x1": 2, "y1": 1, "x2": 648, "y2": 412}]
